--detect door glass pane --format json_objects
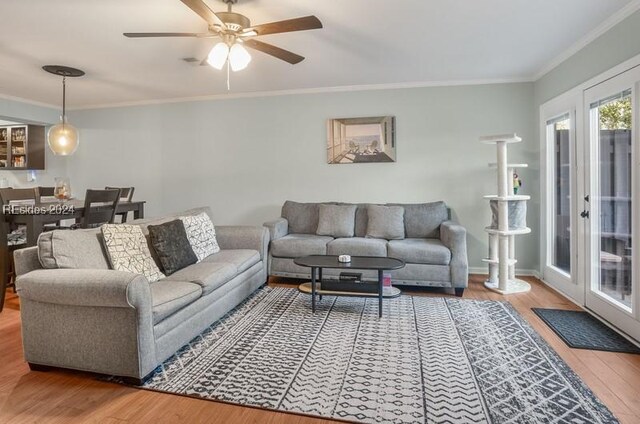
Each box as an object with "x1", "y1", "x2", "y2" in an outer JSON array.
[
  {"x1": 591, "y1": 89, "x2": 633, "y2": 310},
  {"x1": 547, "y1": 114, "x2": 571, "y2": 274}
]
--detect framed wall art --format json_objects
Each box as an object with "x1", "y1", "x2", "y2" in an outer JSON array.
[{"x1": 326, "y1": 116, "x2": 395, "y2": 164}]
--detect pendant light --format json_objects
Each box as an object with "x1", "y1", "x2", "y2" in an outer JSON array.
[{"x1": 43, "y1": 65, "x2": 85, "y2": 156}]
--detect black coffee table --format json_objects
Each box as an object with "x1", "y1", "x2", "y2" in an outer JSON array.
[{"x1": 293, "y1": 255, "x2": 405, "y2": 317}]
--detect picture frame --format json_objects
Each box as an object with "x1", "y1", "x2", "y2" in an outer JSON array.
[{"x1": 326, "y1": 116, "x2": 396, "y2": 164}]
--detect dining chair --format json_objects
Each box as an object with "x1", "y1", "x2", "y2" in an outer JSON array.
[
  {"x1": 35, "y1": 186, "x2": 70, "y2": 229},
  {"x1": 105, "y1": 186, "x2": 135, "y2": 222},
  {"x1": 75, "y1": 189, "x2": 121, "y2": 229},
  {"x1": 35, "y1": 186, "x2": 56, "y2": 202},
  {"x1": 0, "y1": 188, "x2": 36, "y2": 312}
]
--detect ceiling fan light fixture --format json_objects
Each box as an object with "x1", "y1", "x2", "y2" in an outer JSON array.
[
  {"x1": 228, "y1": 42, "x2": 251, "y2": 71},
  {"x1": 207, "y1": 42, "x2": 230, "y2": 69}
]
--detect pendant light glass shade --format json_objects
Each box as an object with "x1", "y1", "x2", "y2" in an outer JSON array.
[
  {"x1": 47, "y1": 119, "x2": 79, "y2": 156},
  {"x1": 228, "y1": 43, "x2": 251, "y2": 71},
  {"x1": 207, "y1": 42, "x2": 230, "y2": 70}
]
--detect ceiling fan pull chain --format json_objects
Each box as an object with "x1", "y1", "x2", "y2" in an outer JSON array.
[{"x1": 226, "y1": 60, "x2": 231, "y2": 90}]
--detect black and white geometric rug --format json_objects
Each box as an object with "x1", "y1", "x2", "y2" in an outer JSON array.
[{"x1": 133, "y1": 287, "x2": 618, "y2": 423}]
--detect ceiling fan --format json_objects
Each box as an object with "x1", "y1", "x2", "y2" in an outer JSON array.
[{"x1": 124, "y1": 0, "x2": 322, "y2": 71}]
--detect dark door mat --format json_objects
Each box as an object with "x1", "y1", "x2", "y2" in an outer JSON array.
[{"x1": 532, "y1": 308, "x2": 640, "y2": 354}]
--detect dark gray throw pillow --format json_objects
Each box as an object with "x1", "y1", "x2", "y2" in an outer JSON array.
[{"x1": 148, "y1": 219, "x2": 198, "y2": 275}]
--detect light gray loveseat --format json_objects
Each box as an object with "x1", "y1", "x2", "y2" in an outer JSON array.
[
  {"x1": 264, "y1": 201, "x2": 468, "y2": 295},
  {"x1": 14, "y1": 207, "x2": 268, "y2": 384}
]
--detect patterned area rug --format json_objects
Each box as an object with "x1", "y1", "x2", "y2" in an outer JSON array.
[
  {"x1": 132, "y1": 288, "x2": 618, "y2": 423},
  {"x1": 532, "y1": 308, "x2": 640, "y2": 354}
]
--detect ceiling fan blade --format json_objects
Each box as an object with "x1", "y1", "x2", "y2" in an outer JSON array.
[
  {"x1": 243, "y1": 39, "x2": 305, "y2": 64},
  {"x1": 180, "y1": 0, "x2": 227, "y2": 29},
  {"x1": 245, "y1": 15, "x2": 322, "y2": 36},
  {"x1": 123, "y1": 32, "x2": 211, "y2": 38}
]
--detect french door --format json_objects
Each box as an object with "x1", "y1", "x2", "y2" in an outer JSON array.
[
  {"x1": 541, "y1": 94, "x2": 582, "y2": 302},
  {"x1": 584, "y1": 66, "x2": 640, "y2": 341}
]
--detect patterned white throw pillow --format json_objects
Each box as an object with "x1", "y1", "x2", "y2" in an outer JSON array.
[
  {"x1": 101, "y1": 224, "x2": 165, "y2": 283},
  {"x1": 179, "y1": 212, "x2": 220, "y2": 261}
]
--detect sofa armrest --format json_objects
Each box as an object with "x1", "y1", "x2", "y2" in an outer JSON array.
[
  {"x1": 215, "y1": 225, "x2": 269, "y2": 260},
  {"x1": 14, "y1": 246, "x2": 43, "y2": 277},
  {"x1": 440, "y1": 221, "x2": 469, "y2": 287},
  {"x1": 263, "y1": 217, "x2": 288, "y2": 241},
  {"x1": 16, "y1": 269, "x2": 151, "y2": 309}
]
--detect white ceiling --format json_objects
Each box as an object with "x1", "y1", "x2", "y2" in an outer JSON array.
[{"x1": 0, "y1": 0, "x2": 635, "y2": 108}]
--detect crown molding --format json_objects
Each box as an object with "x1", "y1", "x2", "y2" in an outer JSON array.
[
  {"x1": 533, "y1": 0, "x2": 640, "y2": 81},
  {"x1": 0, "y1": 93, "x2": 58, "y2": 110},
  {"x1": 68, "y1": 77, "x2": 532, "y2": 111}
]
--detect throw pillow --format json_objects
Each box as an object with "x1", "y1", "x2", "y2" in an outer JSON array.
[
  {"x1": 179, "y1": 212, "x2": 220, "y2": 261},
  {"x1": 388, "y1": 201, "x2": 448, "y2": 238},
  {"x1": 281, "y1": 200, "x2": 320, "y2": 234},
  {"x1": 147, "y1": 219, "x2": 198, "y2": 275},
  {"x1": 101, "y1": 224, "x2": 165, "y2": 283},
  {"x1": 316, "y1": 204, "x2": 357, "y2": 238},
  {"x1": 366, "y1": 205, "x2": 405, "y2": 240}
]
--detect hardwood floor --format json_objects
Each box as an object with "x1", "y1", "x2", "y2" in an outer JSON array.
[{"x1": 1, "y1": 275, "x2": 640, "y2": 423}]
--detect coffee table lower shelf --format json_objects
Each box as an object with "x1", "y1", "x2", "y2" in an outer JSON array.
[{"x1": 298, "y1": 282, "x2": 401, "y2": 298}]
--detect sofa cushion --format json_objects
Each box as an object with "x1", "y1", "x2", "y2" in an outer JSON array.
[
  {"x1": 366, "y1": 205, "x2": 405, "y2": 240},
  {"x1": 316, "y1": 204, "x2": 357, "y2": 238},
  {"x1": 202, "y1": 249, "x2": 260, "y2": 273},
  {"x1": 331, "y1": 203, "x2": 371, "y2": 237},
  {"x1": 354, "y1": 204, "x2": 371, "y2": 237},
  {"x1": 38, "y1": 229, "x2": 110, "y2": 270},
  {"x1": 101, "y1": 224, "x2": 165, "y2": 283},
  {"x1": 271, "y1": 234, "x2": 333, "y2": 258},
  {"x1": 281, "y1": 201, "x2": 320, "y2": 234},
  {"x1": 387, "y1": 238, "x2": 451, "y2": 265},
  {"x1": 163, "y1": 261, "x2": 238, "y2": 295},
  {"x1": 389, "y1": 202, "x2": 448, "y2": 238},
  {"x1": 148, "y1": 219, "x2": 197, "y2": 275},
  {"x1": 150, "y1": 280, "x2": 202, "y2": 324},
  {"x1": 180, "y1": 212, "x2": 220, "y2": 261},
  {"x1": 327, "y1": 237, "x2": 387, "y2": 257}
]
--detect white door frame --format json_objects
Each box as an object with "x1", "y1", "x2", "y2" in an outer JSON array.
[
  {"x1": 583, "y1": 66, "x2": 640, "y2": 341},
  {"x1": 539, "y1": 53, "x2": 640, "y2": 342},
  {"x1": 540, "y1": 90, "x2": 584, "y2": 303}
]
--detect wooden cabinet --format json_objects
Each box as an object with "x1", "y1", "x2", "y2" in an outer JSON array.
[{"x1": 0, "y1": 125, "x2": 45, "y2": 170}]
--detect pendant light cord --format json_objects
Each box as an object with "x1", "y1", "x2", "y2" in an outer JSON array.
[
  {"x1": 226, "y1": 60, "x2": 231, "y2": 91},
  {"x1": 62, "y1": 76, "x2": 67, "y2": 129}
]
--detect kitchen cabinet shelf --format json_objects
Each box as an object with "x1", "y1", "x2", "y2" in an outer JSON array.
[{"x1": 0, "y1": 125, "x2": 45, "y2": 170}]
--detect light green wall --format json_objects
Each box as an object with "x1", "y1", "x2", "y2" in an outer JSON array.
[
  {"x1": 70, "y1": 83, "x2": 538, "y2": 271},
  {"x1": 0, "y1": 97, "x2": 67, "y2": 187},
  {"x1": 535, "y1": 9, "x2": 640, "y2": 105}
]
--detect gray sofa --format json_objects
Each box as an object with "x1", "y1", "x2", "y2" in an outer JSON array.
[
  {"x1": 14, "y1": 207, "x2": 269, "y2": 384},
  {"x1": 264, "y1": 201, "x2": 468, "y2": 295}
]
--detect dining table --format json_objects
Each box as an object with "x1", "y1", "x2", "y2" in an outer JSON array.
[{"x1": 0, "y1": 198, "x2": 145, "y2": 289}]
